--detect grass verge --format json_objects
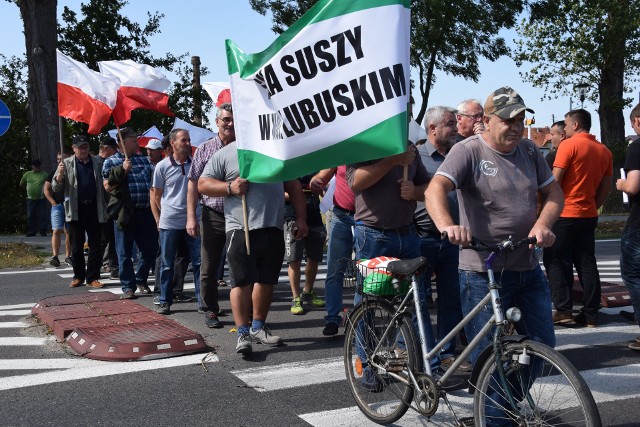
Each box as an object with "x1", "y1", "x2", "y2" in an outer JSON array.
[
  {"x1": 0, "y1": 242, "x2": 47, "y2": 269},
  {"x1": 596, "y1": 220, "x2": 626, "y2": 240}
]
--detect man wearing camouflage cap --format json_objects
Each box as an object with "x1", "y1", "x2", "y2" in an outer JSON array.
[{"x1": 425, "y1": 86, "x2": 564, "y2": 422}]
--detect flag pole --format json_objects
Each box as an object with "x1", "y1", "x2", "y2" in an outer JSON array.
[
  {"x1": 115, "y1": 125, "x2": 129, "y2": 161},
  {"x1": 241, "y1": 194, "x2": 250, "y2": 255},
  {"x1": 58, "y1": 116, "x2": 65, "y2": 155}
]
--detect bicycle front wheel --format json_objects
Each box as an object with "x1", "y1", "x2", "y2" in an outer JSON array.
[
  {"x1": 344, "y1": 298, "x2": 418, "y2": 425},
  {"x1": 473, "y1": 340, "x2": 601, "y2": 426}
]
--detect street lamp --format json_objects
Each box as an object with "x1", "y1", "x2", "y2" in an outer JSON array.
[{"x1": 575, "y1": 83, "x2": 589, "y2": 109}]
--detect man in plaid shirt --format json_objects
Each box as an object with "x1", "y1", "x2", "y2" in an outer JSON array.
[
  {"x1": 187, "y1": 103, "x2": 235, "y2": 328},
  {"x1": 103, "y1": 127, "x2": 159, "y2": 299}
]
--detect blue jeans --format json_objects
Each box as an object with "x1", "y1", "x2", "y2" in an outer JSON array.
[
  {"x1": 26, "y1": 198, "x2": 48, "y2": 235},
  {"x1": 354, "y1": 224, "x2": 438, "y2": 370},
  {"x1": 459, "y1": 266, "x2": 555, "y2": 366},
  {"x1": 621, "y1": 226, "x2": 640, "y2": 327},
  {"x1": 159, "y1": 229, "x2": 201, "y2": 306},
  {"x1": 114, "y1": 208, "x2": 159, "y2": 293},
  {"x1": 420, "y1": 235, "x2": 461, "y2": 359},
  {"x1": 324, "y1": 208, "x2": 355, "y2": 325}
]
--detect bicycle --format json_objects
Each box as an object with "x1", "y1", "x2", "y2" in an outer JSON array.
[{"x1": 343, "y1": 235, "x2": 601, "y2": 426}]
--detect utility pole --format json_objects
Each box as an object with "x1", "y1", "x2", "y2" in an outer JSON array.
[{"x1": 191, "y1": 56, "x2": 202, "y2": 127}]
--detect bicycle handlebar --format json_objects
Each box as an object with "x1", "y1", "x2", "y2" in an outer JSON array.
[{"x1": 440, "y1": 231, "x2": 536, "y2": 254}]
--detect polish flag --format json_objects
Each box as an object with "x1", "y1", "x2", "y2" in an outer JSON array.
[
  {"x1": 98, "y1": 60, "x2": 174, "y2": 125},
  {"x1": 138, "y1": 126, "x2": 164, "y2": 148},
  {"x1": 173, "y1": 117, "x2": 216, "y2": 148},
  {"x1": 203, "y1": 82, "x2": 231, "y2": 107},
  {"x1": 57, "y1": 50, "x2": 118, "y2": 134}
]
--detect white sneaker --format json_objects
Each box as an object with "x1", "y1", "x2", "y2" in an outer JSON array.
[
  {"x1": 250, "y1": 326, "x2": 282, "y2": 347},
  {"x1": 236, "y1": 333, "x2": 252, "y2": 354}
]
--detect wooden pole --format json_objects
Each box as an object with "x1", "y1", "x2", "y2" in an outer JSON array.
[
  {"x1": 241, "y1": 194, "x2": 250, "y2": 255},
  {"x1": 115, "y1": 125, "x2": 129, "y2": 161},
  {"x1": 58, "y1": 116, "x2": 65, "y2": 155}
]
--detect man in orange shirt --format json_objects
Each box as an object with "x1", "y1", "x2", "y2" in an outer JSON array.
[{"x1": 547, "y1": 109, "x2": 613, "y2": 327}]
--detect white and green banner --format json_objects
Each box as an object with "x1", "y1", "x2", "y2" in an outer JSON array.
[{"x1": 226, "y1": 0, "x2": 410, "y2": 183}]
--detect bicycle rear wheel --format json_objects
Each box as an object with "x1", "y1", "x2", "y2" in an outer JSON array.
[
  {"x1": 473, "y1": 340, "x2": 601, "y2": 426},
  {"x1": 343, "y1": 298, "x2": 418, "y2": 425}
]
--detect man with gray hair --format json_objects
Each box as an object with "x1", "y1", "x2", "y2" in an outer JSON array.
[
  {"x1": 455, "y1": 99, "x2": 485, "y2": 142},
  {"x1": 187, "y1": 103, "x2": 235, "y2": 328},
  {"x1": 415, "y1": 106, "x2": 471, "y2": 372}
]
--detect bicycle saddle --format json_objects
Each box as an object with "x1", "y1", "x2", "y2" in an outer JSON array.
[{"x1": 386, "y1": 256, "x2": 428, "y2": 276}]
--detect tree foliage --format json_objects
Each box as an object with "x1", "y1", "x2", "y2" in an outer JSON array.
[
  {"x1": 513, "y1": 0, "x2": 640, "y2": 145},
  {"x1": 248, "y1": 0, "x2": 525, "y2": 122}
]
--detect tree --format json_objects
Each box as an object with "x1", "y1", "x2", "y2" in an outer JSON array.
[
  {"x1": 15, "y1": 0, "x2": 60, "y2": 174},
  {"x1": 513, "y1": 0, "x2": 640, "y2": 146},
  {"x1": 248, "y1": 0, "x2": 525, "y2": 123}
]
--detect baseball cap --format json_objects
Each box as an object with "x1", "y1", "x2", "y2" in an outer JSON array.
[
  {"x1": 484, "y1": 86, "x2": 534, "y2": 119},
  {"x1": 146, "y1": 139, "x2": 163, "y2": 150},
  {"x1": 100, "y1": 136, "x2": 118, "y2": 148},
  {"x1": 72, "y1": 135, "x2": 90, "y2": 147}
]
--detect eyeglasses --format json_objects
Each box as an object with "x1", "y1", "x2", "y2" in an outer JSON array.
[
  {"x1": 458, "y1": 113, "x2": 484, "y2": 120},
  {"x1": 218, "y1": 117, "x2": 233, "y2": 124}
]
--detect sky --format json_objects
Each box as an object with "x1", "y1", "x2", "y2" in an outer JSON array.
[{"x1": 0, "y1": 0, "x2": 636, "y2": 139}]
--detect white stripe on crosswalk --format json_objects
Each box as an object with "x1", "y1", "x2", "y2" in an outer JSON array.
[
  {"x1": 0, "y1": 267, "x2": 72, "y2": 275},
  {"x1": 0, "y1": 310, "x2": 32, "y2": 316},
  {"x1": 0, "y1": 337, "x2": 54, "y2": 346},
  {"x1": 232, "y1": 357, "x2": 345, "y2": 392},
  {"x1": 0, "y1": 322, "x2": 29, "y2": 328},
  {"x1": 233, "y1": 325, "x2": 638, "y2": 393},
  {"x1": 0, "y1": 353, "x2": 217, "y2": 391},
  {"x1": 0, "y1": 303, "x2": 36, "y2": 310},
  {"x1": 554, "y1": 322, "x2": 639, "y2": 350},
  {"x1": 298, "y1": 364, "x2": 640, "y2": 426},
  {"x1": 0, "y1": 358, "x2": 109, "y2": 370}
]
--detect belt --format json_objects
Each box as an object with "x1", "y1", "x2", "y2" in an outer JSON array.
[
  {"x1": 333, "y1": 205, "x2": 355, "y2": 216},
  {"x1": 79, "y1": 200, "x2": 95, "y2": 205},
  {"x1": 203, "y1": 205, "x2": 224, "y2": 215},
  {"x1": 363, "y1": 224, "x2": 414, "y2": 235}
]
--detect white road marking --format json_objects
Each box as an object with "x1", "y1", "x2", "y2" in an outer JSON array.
[
  {"x1": 0, "y1": 322, "x2": 29, "y2": 328},
  {"x1": 0, "y1": 353, "x2": 218, "y2": 391},
  {"x1": 0, "y1": 303, "x2": 35, "y2": 310},
  {"x1": 0, "y1": 358, "x2": 109, "y2": 370},
  {"x1": 0, "y1": 267, "x2": 72, "y2": 275},
  {"x1": 0, "y1": 337, "x2": 54, "y2": 346},
  {"x1": 0, "y1": 310, "x2": 32, "y2": 316}
]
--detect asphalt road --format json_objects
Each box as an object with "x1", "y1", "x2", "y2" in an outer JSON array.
[{"x1": 0, "y1": 238, "x2": 638, "y2": 426}]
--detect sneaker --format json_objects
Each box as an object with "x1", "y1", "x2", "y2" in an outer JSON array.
[
  {"x1": 157, "y1": 303, "x2": 171, "y2": 315},
  {"x1": 120, "y1": 290, "x2": 136, "y2": 300},
  {"x1": 250, "y1": 326, "x2": 283, "y2": 346},
  {"x1": 323, "y1": 322, "x2": 339, "y2": 336},
  {"x1": 301, "y1": 290, "x2": 325, "y2": 307},
  {"x1": 361, "y1": 367, "x2": 384, "y2": 392},
  {"x1": 204, "y1": 312, "x2": 222, "y2": 328},
  {"x1": 137, "y1": 284, "x2": 152, "y2": 294},
  {"x1": 236, "y1": 333, "x2": 252, "y2": 354},
  {"x1": 153, "y1": 295, "x2": 161, "y2": 305},
  {"x1": 629, "y1": 336, "x2": 640, "y2": 351},
  {"x1": 291, "y1": 296, "x2": 304, "y2": 315},
  {"x1": 64, "y1": 256, "x2": 72, "y2": 265},
  {"x1": 87, "y1": 280, "x2": 104, "y2": 288},
  {"x1": 574, "y1": 312, "x2": 597, "y2": 328},
  {"x1": 173, "y1": 292, "x2": 196, "y2": 303},
  {"x1": 49, "y1": 256, "x2": 60, "y2": 267},
  {"x1": 553, "y1": 310, "x2": 576, "y2": 326},
  {"x1": 69, "y1": 278, "x2": 83, "y2": 288},
  {"x1": 440, "y1": 356, "x2": 472, "y2": 372},
  {"x1": 620, "y1": 310, "x2": 636, "y2": 322}
]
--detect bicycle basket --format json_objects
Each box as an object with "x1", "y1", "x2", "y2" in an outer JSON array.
[{"x1": 353, "y1": 257, "x2": 410, "y2": 296}]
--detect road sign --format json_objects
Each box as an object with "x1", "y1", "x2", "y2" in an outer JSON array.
[{"x1": 0, "y1": 100, "x2": 10, "y2": 137}]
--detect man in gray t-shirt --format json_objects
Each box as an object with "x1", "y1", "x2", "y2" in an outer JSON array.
[
  {"x1": 199, "y1": 141, "x2": 308, "y2": 355},
  {"x1": 425, "y1": 86, "x2": 564, "y2": 370}
]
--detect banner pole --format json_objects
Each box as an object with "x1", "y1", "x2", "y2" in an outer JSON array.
[
  {"x1": 58, "y1": 116, "x2": 65, "y2": 155},
  {"x1": 241, "y1": 194, "x2": 250, "y2": 255},
  {"x1": 115, "y1": 125, "x2": 129, "y2": 161}
]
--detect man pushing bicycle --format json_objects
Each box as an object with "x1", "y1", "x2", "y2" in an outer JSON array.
[{"x1": 425, "y1": 86, "x2": 564, "y2": 367}]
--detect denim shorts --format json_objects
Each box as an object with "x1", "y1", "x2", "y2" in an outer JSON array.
[{"x1": 50, "y1": 204, "x2": 67, "y2": 230}]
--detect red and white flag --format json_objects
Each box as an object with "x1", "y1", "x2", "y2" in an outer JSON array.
[
  {"x1": 202, "y1": 82, "x2": 231, "y2": 107},
  {"x1": 57, "y1": 50, "x2": 118, "y2": 134},
  {"x1": 98, "y1": 60, "x2": 174, "y2": 125},
  {"x1": 138, "y1": 126, "x2": 164, "y2": 148}
]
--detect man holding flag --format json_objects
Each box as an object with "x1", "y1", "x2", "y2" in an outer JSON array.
[{"x1": 198, "y1": 145, "x2": 309, "y2": 354}]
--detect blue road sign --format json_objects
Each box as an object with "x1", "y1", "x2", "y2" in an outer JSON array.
[{"x1": 0, "y1": 100, "x2": 10, "y2": 137}]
